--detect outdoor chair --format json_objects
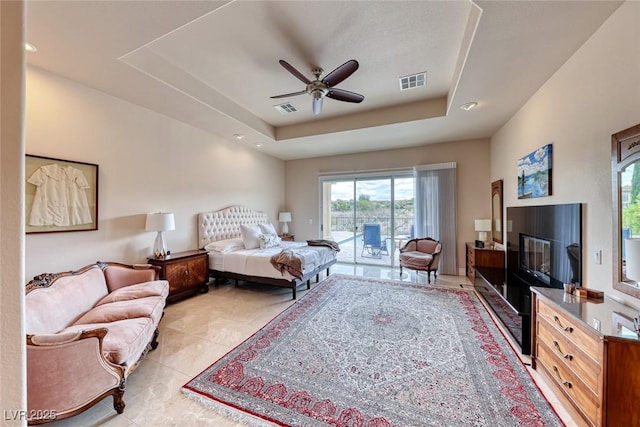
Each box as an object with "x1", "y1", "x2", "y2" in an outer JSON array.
[
  {"x1": 399, "y1": 237, "x2": 442, "y2": 283},
  {"x1": 361, "y1": 224, "x2": 388, "y2": 258}
]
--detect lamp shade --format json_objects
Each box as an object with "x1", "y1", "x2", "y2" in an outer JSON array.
[
  {"x1": 626, "y1": 238, "x2": 640, "y2": 282},
  {"x1": 278, "y1": 212, "x2": 292, "y2": 222},
  {"x1": 145, "y1": 212, "x2": 175, "y2": 232},
  {"x1": 474, "y1": 219, "x2": 491, "y2": 232},
  {"x1": 474, "y1": 219, "x2": 491, "y2": 243}
]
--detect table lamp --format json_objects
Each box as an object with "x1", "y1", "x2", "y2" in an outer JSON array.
[
  {"x1": 145, "y1": 212, "x2": 175, "y2": 258},
  {"x1": 279, "y1": 212, "x2": 292, "y2": 236},
  {"x1": 474, "y1": 219, "x2": 492, "y2": 243}
]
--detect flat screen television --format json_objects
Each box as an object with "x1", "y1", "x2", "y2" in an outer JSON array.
[{"x1": 506, "y1": 203, "x2": 582, "y2": 289}]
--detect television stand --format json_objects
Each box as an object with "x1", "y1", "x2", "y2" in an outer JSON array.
[{"x1": 474, "y1": 266, "x2": 532, "y2": 354}]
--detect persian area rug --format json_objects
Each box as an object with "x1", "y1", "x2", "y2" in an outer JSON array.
[{"x1": 183, "y1": 274, "x2": 562, "y2": 427}]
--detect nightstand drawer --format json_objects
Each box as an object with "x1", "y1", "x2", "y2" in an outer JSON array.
[
  {"x1": 148, "y1": 250, "x2": 209, "y2": 303},
  {"x1": 165, "y1": 257, "x2": 207, "y2": 292}
]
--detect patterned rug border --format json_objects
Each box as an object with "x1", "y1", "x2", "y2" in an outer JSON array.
[
  {"x1": 183, "y1": 273, "x2": 563, "y2": 426},
  {"x1": 472, "y1": 290, "x2": 565, "y2": 425}
]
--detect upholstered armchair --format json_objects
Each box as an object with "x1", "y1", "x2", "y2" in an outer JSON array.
[{"x1": 399, "y1": 238, "x2": 442, "y2": 283}]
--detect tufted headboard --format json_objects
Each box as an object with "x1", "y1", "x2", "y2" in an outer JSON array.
[{"x1": 198, "y1": 205, "x2": 268, "y2": 249}]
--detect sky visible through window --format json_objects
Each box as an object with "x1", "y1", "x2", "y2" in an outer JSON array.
[{"x1": 330, "y1": 179, "x2": 414, "y2": 201}]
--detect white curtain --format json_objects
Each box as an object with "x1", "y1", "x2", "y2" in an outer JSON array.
[{"x1": 414, "y1": 163, "x2": 457, "y2": 275}]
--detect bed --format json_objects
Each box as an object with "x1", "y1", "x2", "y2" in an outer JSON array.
[{"x1": 198, "y1": 205, "x2": 337, "y2": 299}]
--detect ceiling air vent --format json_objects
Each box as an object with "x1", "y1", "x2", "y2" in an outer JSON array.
[
  {"x1": 399, "y1": 72, "x2": 427, "y2": 91},
  {"x1": 273, "y1": 103, "x2": 298, "y2": 114}
]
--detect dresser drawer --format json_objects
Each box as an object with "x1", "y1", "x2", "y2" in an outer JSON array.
[
  {"x1": 536, "y1": 338, "x2": 600, "y2": 426},
  {"x1": 537, "y1": 299, "x2": 602, "y2": 361},
  {"x1": 467, "y1": 246, "x2": 475, "y2": 263},
  {"x1": 537, "y1": 315, "x2": 601, "y2": 393}
]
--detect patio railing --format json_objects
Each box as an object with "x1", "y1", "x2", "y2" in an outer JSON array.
[{"x1": 331, "y1": 215, "x2": 413, "y2": 238}]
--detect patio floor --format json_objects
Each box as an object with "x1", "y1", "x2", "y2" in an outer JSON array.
[{"x1": 329, "y1": 231, "x2": 412, "y2": 266}]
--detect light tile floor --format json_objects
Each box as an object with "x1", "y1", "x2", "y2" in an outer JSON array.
[{"x1": 45, "y1": 264, "x2": 577, "y2": 426}]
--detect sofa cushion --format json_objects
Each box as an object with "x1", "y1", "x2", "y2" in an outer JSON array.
[
  {"x1": 25, "y1": 266, "x2": 110, "y2": 335},
  {"x1": 399, "y1": 251, "x2": 434, "y2": 268},
  {"x1": 95, "y1": 280, "x2": 169, "y2": 306},
  {"x1": 61, "y1": 317, "x2": 155, "y2": 366},
  {"x1": 73, "y1": 296, "x2": 165, "y2": 327}
]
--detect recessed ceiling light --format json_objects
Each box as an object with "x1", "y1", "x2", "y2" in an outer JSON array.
[
  {"x1": 25, "y1": 42, "x2": 37, "y2": 53},
  {"x1": 460, "y1": 102, "x2": 478, "y2": 111},
  {"x1": 233, "y1": 134, "x2": 244, "y2": 140}
]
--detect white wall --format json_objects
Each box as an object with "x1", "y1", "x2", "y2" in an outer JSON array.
[
  {"x1": 491, "y1": 1, "x2": 640, "y2": 304},
  {"x1": 25, "y1": 67, "x2": 285, "y2": 280},
  {"x1": 285, "y1": 139, "x2": 492, "y2": 272}
]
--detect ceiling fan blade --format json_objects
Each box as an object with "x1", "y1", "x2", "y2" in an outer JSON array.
[
  {"x1": 270, "y1": 90, "x2": 307, "y2": 99},
  {"x1": 327, "y1": 88, "x2": 364, "y2": 103},
  {"x1": 279, "y1": 60, "x2": 311, "y2": 84},
  {"x1": 322, "y1": 60, "x2": 359, "y2": 87},
  {"x1": 312, "y1": 97, "x2": 323, "y2": 115}
]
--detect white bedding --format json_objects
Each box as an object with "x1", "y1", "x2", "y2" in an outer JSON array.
[{"x1": 208, "y1": 241, "x2": 336, "y2": 281}]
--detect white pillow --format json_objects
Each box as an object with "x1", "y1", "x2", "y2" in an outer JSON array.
[
  {"x1": 204, "y1": 238, "x2": 244, "y2": 253},
  {"x1": 259, "y1": 233, "x2": 281, "y2": 249},
  {"x1": 259, "y1": 222, "x2": 278, "y2": 236},
  {"x1": 240, "y1": 224, "x2": 262, "y2": 249}
]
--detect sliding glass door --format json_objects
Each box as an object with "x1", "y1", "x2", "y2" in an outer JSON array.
[{"x1": 320, "y1": 172, "x2": 414, "y2": 266}]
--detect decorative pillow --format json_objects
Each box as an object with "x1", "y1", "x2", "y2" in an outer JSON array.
[
  {"x1": 258, "y1": 233, "x2": 281, "y2": 249},
  {"x1": 240, "y1": 224, "x2": 262, "y2": 249},
  {"x1": 259, "y1": 222, "x2": 278, "y2": 236},
  {"x1": 204, "y1": 238, "x2": 245, "y2": 253}
]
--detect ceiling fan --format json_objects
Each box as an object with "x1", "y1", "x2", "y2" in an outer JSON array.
[{"x1": 270, "y1": 59, "x2": 364, "y2": 115}]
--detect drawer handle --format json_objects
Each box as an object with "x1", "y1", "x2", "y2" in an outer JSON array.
[
  {"x1": 553, "y1": 315, "x2": 574, "y2": 333},
  {"x1": 184, "y1": 270, "x2": 189, "y2": 276},
  {"x1": 552, "y1": 366, "x2": 572, "y2": 388},
  {"x1": 553, "y1": 340, "x2": 573, "y2": 361}
]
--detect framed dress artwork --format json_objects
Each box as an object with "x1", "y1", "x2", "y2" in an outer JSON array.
[{"x1": 25, "y1": 154, "x2": 98, "y2": 234}]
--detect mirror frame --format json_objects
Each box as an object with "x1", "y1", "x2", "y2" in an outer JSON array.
[
  {"x1": 612, "y1": 122, "x2": 640, "y2": 299},
  {"x1": 491, "y1": 179, "x2": 504, "y2": 245}
]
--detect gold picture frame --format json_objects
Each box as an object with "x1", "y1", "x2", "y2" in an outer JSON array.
[{"x1": 25, "y1": 154, "x2": 98, "y2": 234}]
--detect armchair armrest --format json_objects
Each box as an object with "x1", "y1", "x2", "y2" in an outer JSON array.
[{"x1": 27, "y1": 328, "x2": 126, "y2": 424}]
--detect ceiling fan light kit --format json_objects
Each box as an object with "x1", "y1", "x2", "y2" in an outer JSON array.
[{"x1": 271, "y1": 59, "x2": 364, "y2": 115}]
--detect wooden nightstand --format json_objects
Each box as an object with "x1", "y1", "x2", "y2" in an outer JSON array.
[
  {"x1": 279, "y1": 234, "x2": 295, "y2": 241},
  {"x1": 148, "y1": 249, "x2": 209, "y2": 303}
]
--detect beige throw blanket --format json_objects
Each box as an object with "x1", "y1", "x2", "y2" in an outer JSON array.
[{"x1": 270, "y1": 249, "x2": 304, "y2": 279}]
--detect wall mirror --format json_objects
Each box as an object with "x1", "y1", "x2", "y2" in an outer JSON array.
[
  {"x1": 612, "y1": 123, "x2": 640, "y2": 299},
  {"x1": 491, "y1": 179, "x2": 503, "y2": 245}
]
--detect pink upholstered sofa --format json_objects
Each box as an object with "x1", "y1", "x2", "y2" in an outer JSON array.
[{"x1": 24, "y1": 262, "x2": 169, "y2": 425}]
